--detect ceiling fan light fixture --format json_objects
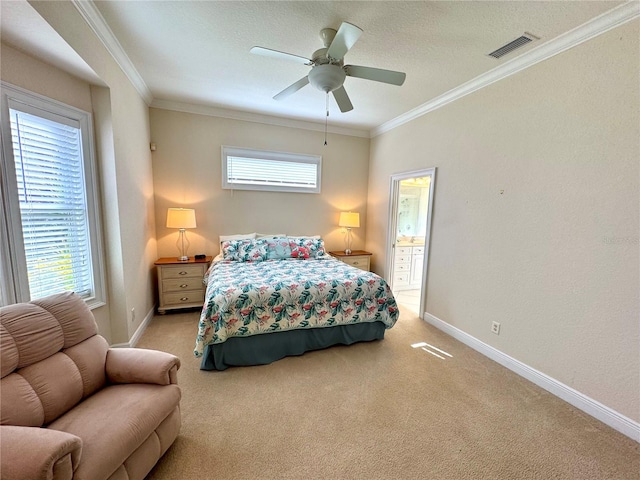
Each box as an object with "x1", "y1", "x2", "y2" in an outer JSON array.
[
  {"x1": 308, "y1": 64, "x2": 346, "y2": 93},
  {"x1": 251, "y1": 21, "x2": 406, "y2": 113}
]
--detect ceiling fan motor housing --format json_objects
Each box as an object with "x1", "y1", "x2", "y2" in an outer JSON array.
[{"x1": 308, "y1": 64, "x2": 346, "y2": 93}]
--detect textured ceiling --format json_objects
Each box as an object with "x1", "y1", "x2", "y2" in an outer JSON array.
[{"x1": 1, "y1": 1, "x2": 626, "y2": 134}]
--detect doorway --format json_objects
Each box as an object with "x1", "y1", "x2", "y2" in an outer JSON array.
[{"x1": 387, "y1": 168, "x2": 436, "y2": 317}]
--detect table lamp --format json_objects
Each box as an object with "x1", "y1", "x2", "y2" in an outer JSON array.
[
  {"x1": 166, "y1": 208, "x2": 197, "y2": 261},
  {"x1": 339, "y1": 211, "x2": 360, "y2": 255}
]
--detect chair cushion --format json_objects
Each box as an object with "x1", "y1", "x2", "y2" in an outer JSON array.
[
  {"x1": 1, "y1": 292, "x2": 99, "y2": 379},
  {"x1": 48, "y1": 383, "x2": 181, "y2": 480},
  {"x1": 1, "y1": 303, "x2": 64, "y2": 373},
  {"x1": 1, "y1": 336, "x2": 109, "y2": 427},
  {"x1": 32, "y1": 292, "x2": 99, "y2": 349},
  {"x1": 20, "y1": 353, "x2": 84, "y2": 425}
]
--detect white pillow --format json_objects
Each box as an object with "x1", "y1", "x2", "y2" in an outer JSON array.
[
  {"x1": 287, "y1": 235, "x2": 321, "y2": 239},
  {"x1": 256, "y1": 233, "x2": 286, "y2": 238}
]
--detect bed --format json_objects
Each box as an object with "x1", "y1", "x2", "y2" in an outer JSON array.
[{"x1": 194, "y1": 235, "x2": 399, "y2": 370}]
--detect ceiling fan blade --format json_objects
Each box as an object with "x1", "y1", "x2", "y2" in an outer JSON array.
[
  {"x1": 274, "y1": 76, "x2": 309, "y2": 100},
  {"x1": 345, "y1": 65, "x2": 406, "y2": 86},
  {"x1": 326, "y1": 22, "x2": 363, "y2": 61},
  {"x1": 332, "y1": 86, "x2": 353, "y2": 113},
  {"x1": 250, "y1": 46, "x2": 311, "y2": 65}
]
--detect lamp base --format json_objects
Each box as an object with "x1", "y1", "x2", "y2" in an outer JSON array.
[
  {"x1": 344, "y1": 227, "x2": 353, "y2": 256},
  {"x1": 176, "y1": 228, "x2": 190, "y2": 262}
]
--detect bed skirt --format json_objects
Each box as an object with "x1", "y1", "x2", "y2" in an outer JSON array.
[{"x1": 200, "y1": 321, "x2": 387, "y2": 370}]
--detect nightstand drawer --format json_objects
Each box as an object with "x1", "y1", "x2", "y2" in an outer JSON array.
[
  {"x1": 341, "y1": 255, "x2": 370, "y2": 271},
  {"x1": 162, "y1": 278, "x2": 204, "y2": 293},
  {"x1": 161, "y1": 264, "x2": 205, "y2": 279},
  {"x1": 163, "y1": 290, "x2": 205, "y2": 307}
]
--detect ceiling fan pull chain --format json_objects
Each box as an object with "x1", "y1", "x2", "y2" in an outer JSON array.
[{"x1": 324, "y1": 93, "x2": 329, "y2": 146}]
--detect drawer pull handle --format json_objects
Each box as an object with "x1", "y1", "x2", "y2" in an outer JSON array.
[
  {"x1": 180, "y1": 297, "x2": 189, "y2": 302},
  {"x1": 353, "y1": 262, "x2": 359, "y2": 265},
  {"x1": 179, "y1": 271, "x2": 188, "y2": 275},
  {"x1": 180, "y1": 284, "x2": 188, "y2": 288}
]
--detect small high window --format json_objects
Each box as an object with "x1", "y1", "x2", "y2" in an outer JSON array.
[{"x1": 222, "y1": 146, "x2": 321, "y2": 194}]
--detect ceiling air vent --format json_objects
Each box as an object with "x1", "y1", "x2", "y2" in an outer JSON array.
[{"x1": 488, "y1": 32, "x2": 539, "y2": 59}]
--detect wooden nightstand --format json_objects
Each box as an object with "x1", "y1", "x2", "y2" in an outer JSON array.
[
  {"x1": 329, "y1": 250, "x2": 372, "y2": 272},
  {"x1": 155, "y1": 256, "x2": 212, "y2": 314}
]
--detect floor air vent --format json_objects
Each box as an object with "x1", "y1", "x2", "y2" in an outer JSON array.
[{"x1": 488, "y1": 33, "x2": 539, "y2": 59}]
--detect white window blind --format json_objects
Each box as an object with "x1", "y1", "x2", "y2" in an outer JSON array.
[
  {"x1": 222, "y1": 146, "x2": 321, "y2": 194},
  {"x1": 1, "y1": 84, "x2": 104, "y2": 308},
  {"x1": 9, "y1": 109, "x2": 93, "y2": 299}
]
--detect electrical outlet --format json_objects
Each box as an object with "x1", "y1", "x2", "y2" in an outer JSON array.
[
  {"x1": 131, "y1": 308, "x2": 136, "y2": 323},
  {"x1": 491, "y1": 321, "x2": 501, "y2": 335}
]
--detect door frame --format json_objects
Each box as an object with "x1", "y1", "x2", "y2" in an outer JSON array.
[{"x1": 386, "y1": 167, "x2": 436, "y2": 318}]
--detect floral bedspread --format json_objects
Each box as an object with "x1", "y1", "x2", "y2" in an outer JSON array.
[{"x1": 194, "y1": 258, "x2": 398, "y2": 356}]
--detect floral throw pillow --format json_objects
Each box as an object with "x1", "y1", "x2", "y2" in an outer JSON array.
[
  {"x1": 266, "y1": 237, "x2": 293, "y2": 260},
  {"x1": 222, "y1": 238, "x2": 268, "y2": 262},
  {"x1": 288, "y1": 237, "x2": 326, "y2": 259},
  {"x1": 291, "y1": 246, "x2": 311, "y2": 259}
]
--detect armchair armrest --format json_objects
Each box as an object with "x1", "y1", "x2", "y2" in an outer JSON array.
[
  {"x1": 106, "y1": 348, "x2": 180, "y2": 385},
  {"x1": 0, "y1": 425, "x2": 82, "y2": 480}
]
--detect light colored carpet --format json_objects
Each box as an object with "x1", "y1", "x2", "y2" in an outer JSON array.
[{"x1": 138, "y1": 307, "x2": 639, "y2": 479}]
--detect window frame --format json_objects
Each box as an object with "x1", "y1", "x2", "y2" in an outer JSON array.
[
  {"x1": 221, "y1": 145, "x2": 322, "y2": 194},
  {"x1": 0, "y1": 82, "x2": 106, "y2": 309}
]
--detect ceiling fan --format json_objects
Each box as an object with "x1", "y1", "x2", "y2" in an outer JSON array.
[{"x1": 250, "y1": 22, "x2": 406, "y2": 113}]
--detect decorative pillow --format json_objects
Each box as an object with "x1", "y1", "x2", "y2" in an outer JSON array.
[
  {"x1": 291, "y1": 246, "x2": 311, "y2": 259},
  {"x1": 222, "y1": 238, "x2": 268, "y2": 262},
  {"x1": 288, "y1": 237, "x2": 326, "y2": 259},
  {"x1": 219, "y1": 233, "x2": 256, "y2": 249},
  {"x1": 266, "y1": 237, "x2": 293, "y2": 260}
]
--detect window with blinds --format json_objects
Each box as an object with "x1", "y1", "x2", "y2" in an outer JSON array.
[
  {"x1": 1, "y1": 83, "x2": 104, "y2": 307},
  {"x1": 9, "y1": 109, "x2": 93, "y2": 299},
  {"x1": 222, "y1": 146, "x2": 321, "y2": 194}
]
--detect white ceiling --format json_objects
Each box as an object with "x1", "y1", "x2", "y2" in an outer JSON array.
[{"x1": 1, "y1": 1, "x2": 628, "y2": 135}]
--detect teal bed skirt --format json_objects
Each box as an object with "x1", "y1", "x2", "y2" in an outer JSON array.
[{"x1": 200, "y1": 321, "x2": 386, "y2": 370}]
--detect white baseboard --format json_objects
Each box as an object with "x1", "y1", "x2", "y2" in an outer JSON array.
[
  {"x1": 111, "y1": 305, "x2": 156, "y2": 348},
  {"x1": 423, "y1": 312, "x2": 640, "y2": 443}
]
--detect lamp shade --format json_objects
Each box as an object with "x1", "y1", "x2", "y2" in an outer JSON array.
[
  {"x1": 166, "y1": 208, "x2": 197, "y2": 229},
  {"x1": 339, "y1": 211, "x2": 360, "y2": 228}
]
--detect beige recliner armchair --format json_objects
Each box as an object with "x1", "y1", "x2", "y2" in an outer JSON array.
[{"x1": 0, "y1": 292, "x2": 181, "y2": 480}]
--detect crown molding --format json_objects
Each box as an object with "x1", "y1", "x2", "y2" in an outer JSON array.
[
  {"x1": 371, "y1": 1, "x2": 640, "y2": 138},
  {"x1": 150, "y1": 99, "x2": 371, "y2": 138},
  {"x1": 71, "y1": 0, "x2": 153, "y2": 105},
  {"x1": 69, "y1": 0, "x2": 638, "y2": 138}
]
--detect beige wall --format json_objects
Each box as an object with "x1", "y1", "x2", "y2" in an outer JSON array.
[
  {"x1": 150, "y1": 108, "x2": 370, "y2": 258},
  {"x1": 366, "y1": 21, "x2": 639, "y2": 421},
  {"x1": 27, "y1": 0, "x2": 157, "y2": 344},
  {"x1": 0, "y1": 43, "x2": 93, "y2": 112}
]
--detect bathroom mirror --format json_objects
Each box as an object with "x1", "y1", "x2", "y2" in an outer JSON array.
[{"x1": 396, "y1": 177, "x2": 431, "y2": 244}]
